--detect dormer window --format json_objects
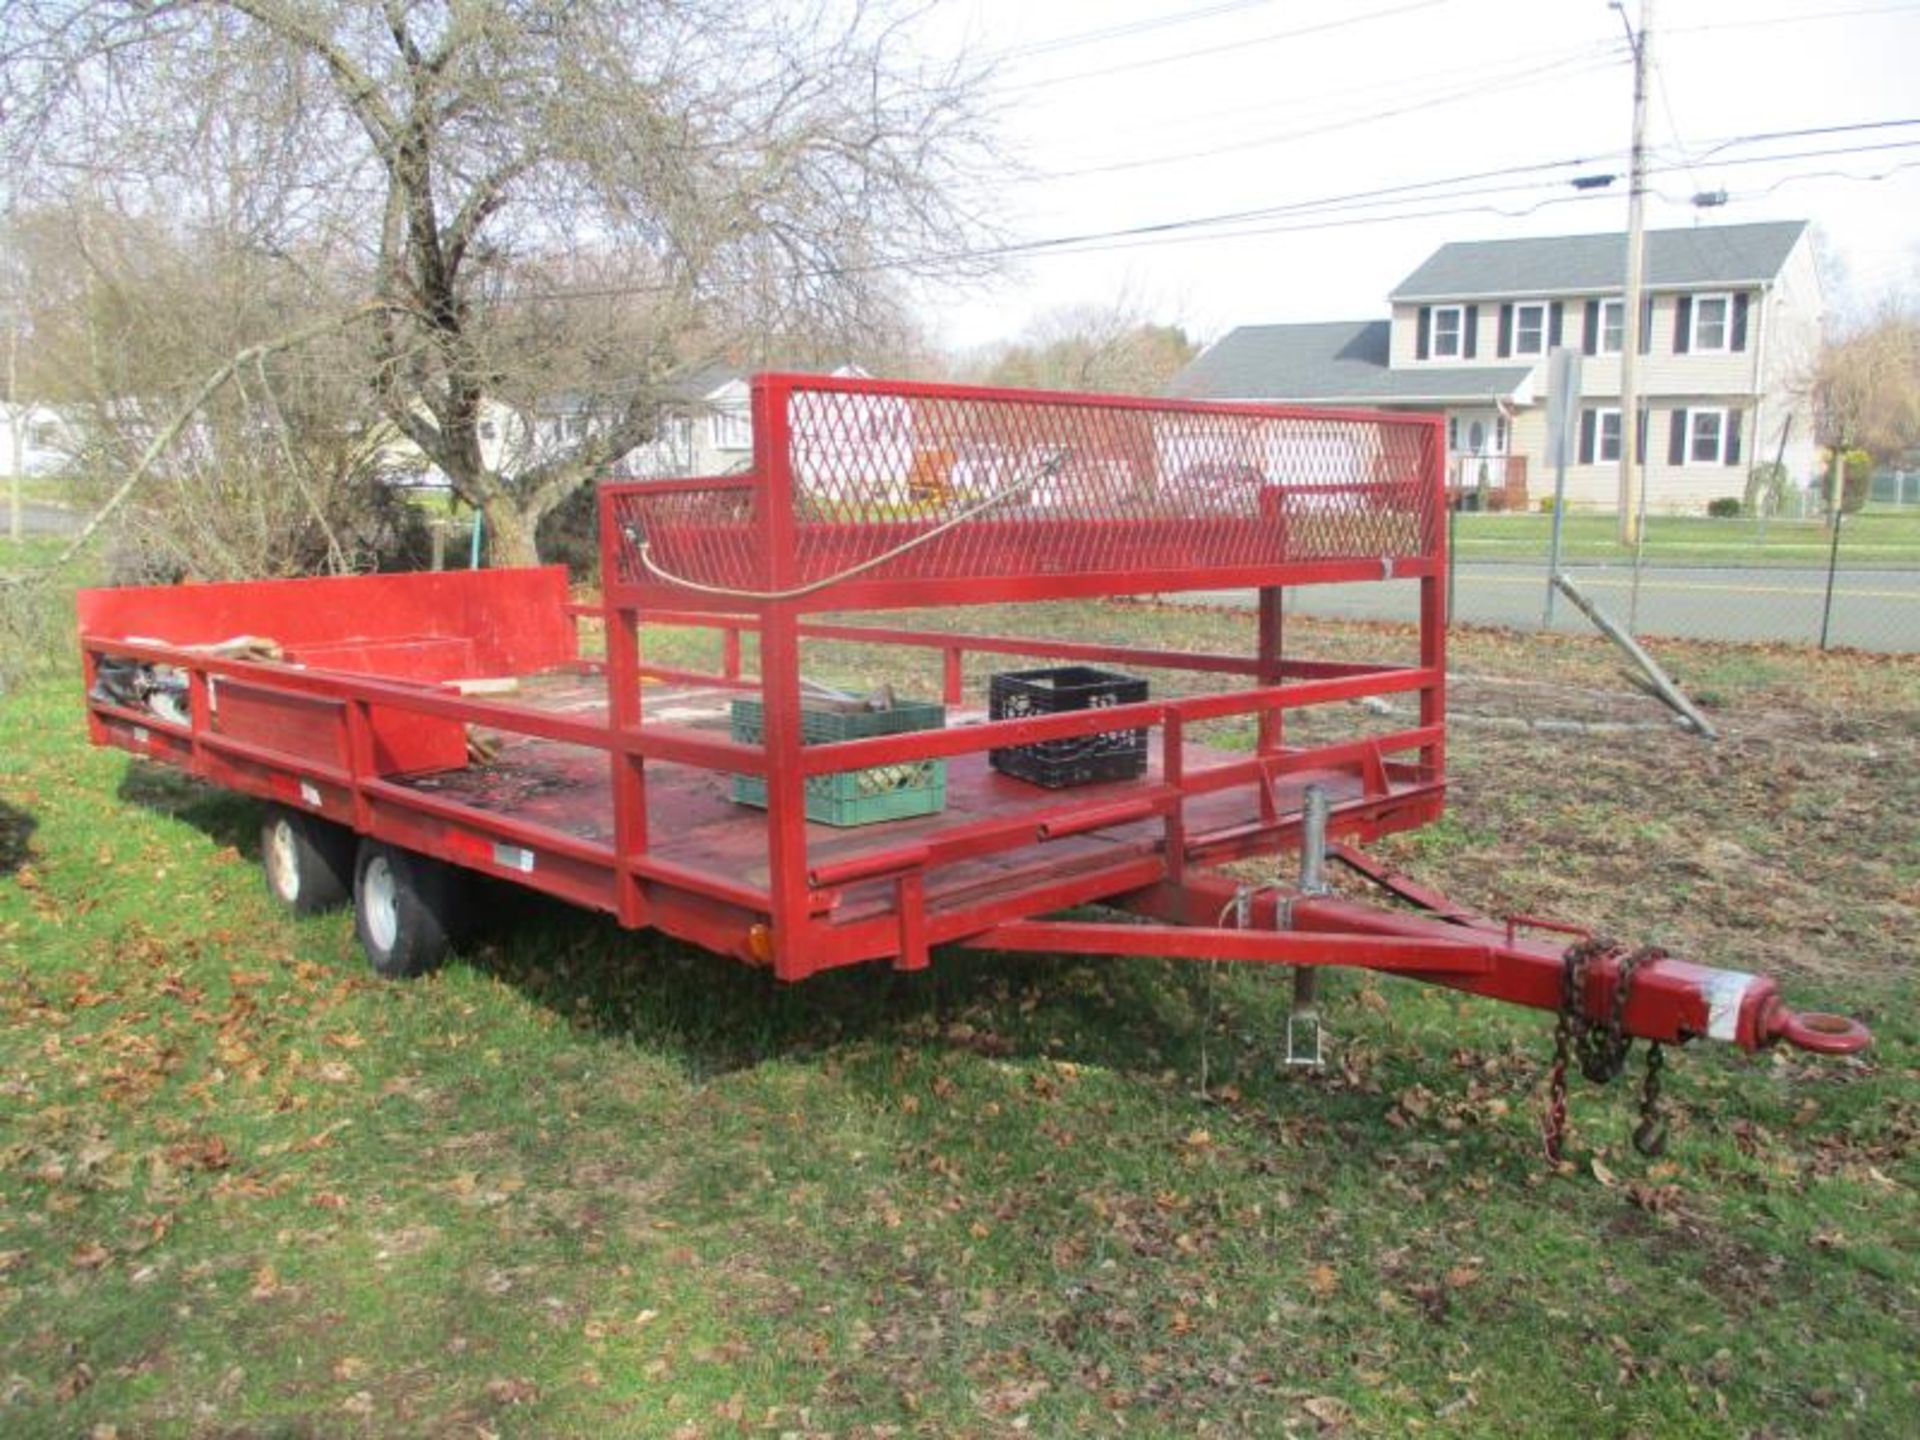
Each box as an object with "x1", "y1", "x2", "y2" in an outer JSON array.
[{"x1": 1431, "y1": 305, "x2": 1464, "y2": 359}]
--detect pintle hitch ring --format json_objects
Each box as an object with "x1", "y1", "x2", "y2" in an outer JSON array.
[{"x1": 1770, "y1": 1009, "x2": 1871, "y2": 1056}]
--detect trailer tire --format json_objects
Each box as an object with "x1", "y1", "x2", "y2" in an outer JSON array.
[
  {"x1": 354, "y1": 841, "x2": 460, "y2": 979},
  {"x1": 261, "y1": 806, "x2": 354, "y2": 915}
]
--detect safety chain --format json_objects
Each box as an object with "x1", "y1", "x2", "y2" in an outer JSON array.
[
  {"x1": 1635, "y1": 1041, "x2": 1670, "y2": 1157},
  {"x1": 1543, "y1": 939, "x2": 1672, "y2": 1162}
]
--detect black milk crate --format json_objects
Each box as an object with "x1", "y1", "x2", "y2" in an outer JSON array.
[{"x1": 988, "y1": 665, "x2": 1150, "y2": 789}]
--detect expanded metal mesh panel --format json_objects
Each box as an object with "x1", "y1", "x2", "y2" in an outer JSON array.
[{"x1": 609, "y1": 379, "x2": 1440, "y2": 600}]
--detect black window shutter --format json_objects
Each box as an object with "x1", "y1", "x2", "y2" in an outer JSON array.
[
  {"x1": 1668, "y1": 408, "x2": 1688, "y2": 465},
  {"x1": 1548, "y1": 301, "x2": 1564, "y2": 348},
  {"x1": 1578, "y1": 409, "x2": 1596, "y2": 465},
  {"x1": 1731, "y1": 293, "x2": 1749, "y2": 351},
  {"x1": 1725, "y1": 409, "x2": 1743, "y2": 466},
  {"x1": 1583, "y1": 300, "x2": 1599, "y2": 356},
  {"x1": 1416, "y1": 306, "x2": 1431, "y2": 360},
  {"x1": 1640, "y1": 296, "x2": 1654, "y2": 354},
  {"x1": 1463, "y1": 304, "x2": 1478, "y2": 359},
  {"x1": 1637, "y1": 407, "x2": 1649, "y2": 465},
  {"x1": 1497, "y1": 303, "x2": 1513, "y2": 358},
  {"x1": 1673, "y1": 295, "x2": 1693, "y2": 354}
]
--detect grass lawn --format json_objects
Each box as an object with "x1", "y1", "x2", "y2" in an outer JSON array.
[
  {"x1": 2, "y1": 599, "x2": 1917, "y2": 1436},
  {"x1": 1453, "y1": 507, "x2": 1920, "y2": 569}
]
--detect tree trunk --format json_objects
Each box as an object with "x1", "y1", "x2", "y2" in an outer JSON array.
[{"x1": 482, "y1": 498, "x2": 541, "y2": 567}]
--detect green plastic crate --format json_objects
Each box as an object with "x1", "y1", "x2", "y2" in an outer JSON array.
[{"x1": 730, "y1": 697, "x2": 947, "y2": 827}]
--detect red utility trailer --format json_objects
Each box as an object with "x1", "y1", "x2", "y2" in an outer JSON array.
[{"x1": 77, "y1": 374, "x2": 1865, "y2": 1148}]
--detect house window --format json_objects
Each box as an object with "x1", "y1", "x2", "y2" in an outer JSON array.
[
  {"x1": 1512, "y1": 302, "x2": 1547, "y2": 356},
  {"x1": 1596, "y1": 408, "x2": 1622, "y2": 463},
  {"x1": 29, "y1": 421, "x2": 59, "y2": 450},
  {"x1": 1692, "y1": 293, "x2": 1731, "y2": 352},
  {"x1": 1431, "y1": 305, "x2": 1464, "y2": 359},
  {"x1": 563, "y1": 415, "x2": 588, "y2": 441},
  {"x1": 1598, "y1": 298, "x2": 1625, "y2": 354},
  {"x1": 710, "y1": 409, "x2": 753, "y2": 451},
  {"x1": 1688, "y1": 407, "x2": 1727, "y2": 464},
  {"x1": 1495, "y1": 414, "x2": 1508, "y2": 451},
  {"x1": 478, "y1": 420, "x2": 497, "y2": 441},
  {"x1": 1447, "y1": 416, "x2": 1459, "y2": 451}
]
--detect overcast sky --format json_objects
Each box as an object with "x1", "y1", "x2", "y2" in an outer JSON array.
[{"x1": 911, "y1": 0, "x2": 1920, "y2": 352}]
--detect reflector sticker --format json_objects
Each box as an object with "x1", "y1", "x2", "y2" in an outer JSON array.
[
  {"x1": 493, "y1": 843, "x2": 536, "y2": 874},
  {"x1": 299, "y1": 781, "x2": 322, "y2": 808},
  {"x1": 132, "y1": 725, "x2": 149, "y2": 745},
  {"x1": 1705, "y1": 970, "x2": 1756, "y2": 1042}
]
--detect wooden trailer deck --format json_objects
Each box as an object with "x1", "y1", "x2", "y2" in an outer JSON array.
[{"x1": 393, "y1": 674, "x2": 1427, "y2": 929}]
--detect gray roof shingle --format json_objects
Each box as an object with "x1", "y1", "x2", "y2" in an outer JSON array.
[
  {"x1": 1165, "y1": 320, "x2": 1532, "y2": 404},
  {"x1": 1388, "y1": 220, "x2": 1807, "y2": 301}
]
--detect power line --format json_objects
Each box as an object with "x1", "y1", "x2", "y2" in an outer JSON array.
[
  {"x1": 1033, "y1": 34, "x2": 1627, "y2": 155},
  {"x1": 1649, "y1": 54, "x2": 1706, "y2": 194},
  {"x1": 987, "y1": 0, "x2": 1275, "y2": 62},
  {"x1": 995, "y1": 0, "x2": 1443, "y2": 92},
  {"x1": 1662, "y1": 0, "x2": 1920, "y2": 34},
  {"x1": 1691, "y1": 116, "x2": 1920, "y2": 159},
  {"x1": 1029, "y1": 45, "x2": 1623, "y2": 182},
  {"x1": 496, "y1": 130, "x2": 1920, "y2": 303}
]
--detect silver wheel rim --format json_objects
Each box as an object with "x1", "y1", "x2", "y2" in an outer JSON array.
[
  {"x1": 266, "y1": 820, "x2": 300, "y2": 902},
  {"x1": 363, "y1": 854, "x2": 399, "y2": 954}
]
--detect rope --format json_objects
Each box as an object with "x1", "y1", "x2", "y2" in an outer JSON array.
[{"x1": 631, "y1": 451, "x2": 1068, "y2": 602}]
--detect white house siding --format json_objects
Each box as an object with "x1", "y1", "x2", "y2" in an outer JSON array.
[
  {"x1": 1389, "y1": 305, "x2": 1421, "y2": 368},
  {"x1": 1754, "y1": 236, "x2": 1824, "y2": 486},
  {"x1": 1, "y1": 402, "x2": 79, "y2": 477},
  {"x1": 1390, "y1": 302, "x2": 1494, "y2": 368}
]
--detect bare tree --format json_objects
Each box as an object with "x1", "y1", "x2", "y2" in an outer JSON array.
[
  {"x1": 3, "y1": 1, "x2": 996, "y2": 565},
  {"x1": 973, "y1": 302, "x2": 1198, "y2": 396},
  {"x1": 8, "y1": 200, "x2": 426, "y2": 579},
  {"x1": 1809, "y1": 295, "x2": 1920, "y2": 510}
]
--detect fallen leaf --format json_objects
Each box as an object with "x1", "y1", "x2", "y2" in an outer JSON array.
[
  {"x1": 166, "y1": 1136, "x2": 232, "y2": 1172},
  {"x1": 1590, "y1": 1158, "x2": 1618, "y2": 1189},
  {"x1": 1307, "y1": 1263, "x2": 1339, "y2": 1298},
  {"x1": 69, "y1": 1242, "x2": 111, "y2": 1270},
  {"x1": 485, "y1": 1377, "x2": 539, "y2": 1405},
  {"x1": 1303, "y1": 1394, "x2": 1352, "y2": 1427},
  {"x1": 1445, "y1": 1265, "x2": 1481, "y2": 1289},
  {"x1": 54, "y1": 1363, "x2": 95, "y2": 1402}
]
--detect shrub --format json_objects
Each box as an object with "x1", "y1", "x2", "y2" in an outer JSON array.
[
  {"x1": 1537, "y1": 496, "x2": 1557, "y2": 514},
  {"x1": 534, "y1": 481, "x2": 600, "y2": 580},
  {"x1": 1810, "y1": 450, "x2": 1874, "y2": 514},
  {"x1": 1743, "y1": 460, "x2": 1788, "y2": 517},
  {"x1": 1707, "y1": 496, "x2": 1743, "y2": 519}
]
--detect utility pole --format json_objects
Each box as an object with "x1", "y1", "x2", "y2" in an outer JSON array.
[
  {"x1": 6, "y1": 313, "x2": 21, "y2": 546},
  {"x1": 1616, "y1": 0, "x2": 1653, "y2": 546}
]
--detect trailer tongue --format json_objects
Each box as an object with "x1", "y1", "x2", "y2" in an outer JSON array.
[{"x1": 77, "y1": 373, "x2": 1867, "y2": 1155}]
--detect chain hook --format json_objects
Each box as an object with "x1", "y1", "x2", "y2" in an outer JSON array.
[{"x1": 1632, "y1": 1041, "x2": 1670, "y2": 1156}]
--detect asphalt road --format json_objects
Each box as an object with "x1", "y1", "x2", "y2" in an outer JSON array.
[
  {"x1": 1194, "y1": 563, "x2": 1920, "y2": 654},
  {"x1": 11, "y1": 494, "x2": 1910, "y2": 652},
  {"x1": 6, "y1": 501, "x2": 81, "y2": 537}
]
